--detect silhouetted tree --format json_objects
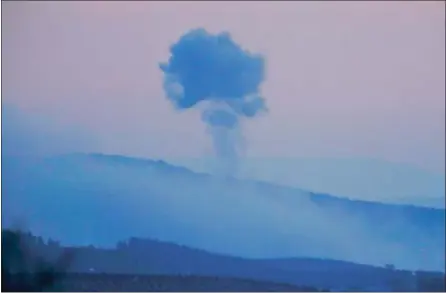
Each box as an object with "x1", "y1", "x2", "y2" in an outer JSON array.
[{"x1": 2, "y1": 229, "x2": 73, "y2": 292}]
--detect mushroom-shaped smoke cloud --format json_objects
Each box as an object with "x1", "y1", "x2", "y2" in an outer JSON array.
[{"x1": 159, "y1": 28, "x2": 267, "y2": 175}]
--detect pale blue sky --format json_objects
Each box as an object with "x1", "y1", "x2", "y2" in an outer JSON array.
[{"x1": 2, "y1": 1, "x2": 445, "y2": 173}]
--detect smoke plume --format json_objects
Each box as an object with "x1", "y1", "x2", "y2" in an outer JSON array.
[{"x1": 159, "y1": 28, "x2": 267, "y2": 175}]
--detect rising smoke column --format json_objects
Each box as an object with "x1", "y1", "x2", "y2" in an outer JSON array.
[{"x1": 159, "y1": 28, "x2": 267, "y2": 175}]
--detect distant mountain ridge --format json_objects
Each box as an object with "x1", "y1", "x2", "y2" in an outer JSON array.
[
  {"x1": 2, "y1": 153, "x2": 445, "y2": 272},
  {"x1": 170, "y1": 157, "x2": 445, "y2": 208},
  {"x1": 64, "y1": 153, "x2": 446, "y2": 209}
]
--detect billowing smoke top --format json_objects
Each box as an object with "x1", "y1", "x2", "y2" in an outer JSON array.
[
  {"x1": 159, "y1": 28, "x2": 267, "y2": 125},
  {"x1": 159, "y1": 28, "x2": 267, "y2": 175}
]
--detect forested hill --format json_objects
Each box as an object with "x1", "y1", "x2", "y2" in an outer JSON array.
[{"x1": 3, "y1": 229, "x2": 445, "y2": 292}]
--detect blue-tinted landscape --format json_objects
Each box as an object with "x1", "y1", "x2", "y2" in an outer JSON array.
[{"x1": 2, "y1": 1, "x2": 445, "y2": 292}]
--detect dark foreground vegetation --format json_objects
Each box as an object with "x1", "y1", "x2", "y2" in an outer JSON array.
[
  {"x1": 4, "y1": 273, "x2": 322, "y2": 292},
  {"x1": 2, "y1": 229, "x2": 445, "y2": 292}
]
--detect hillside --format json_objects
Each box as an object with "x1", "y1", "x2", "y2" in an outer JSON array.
[
  {"x1": 2, "y1": 153, "x2": 445, "y2": 272},
  {"x1": 3, "y1": 229, "x2": 445, "y2": 291},
  {"x1": 172, "y1": 157, "x2": 445, "y2": 208}
]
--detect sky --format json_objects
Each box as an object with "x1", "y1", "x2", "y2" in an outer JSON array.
[{"x1": 2, "y1": 1, "x2": 445, "y2": 174}]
